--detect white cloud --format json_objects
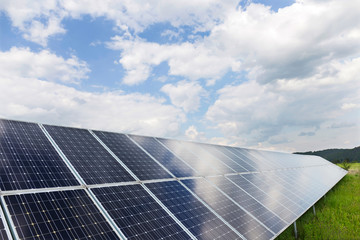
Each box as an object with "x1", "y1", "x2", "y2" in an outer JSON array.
[
  {"x1": 0, "y1": 48, "x2": 185, "y2": 136},
  {"x1": 206, "y1": 57, "x2": 360, "y2": 150},
  {"x1": 0, "y1": 0, "x2": 237, "y2": 45},
  {"x1": 109, "y1": 36, "x2": 233, "y2": 85},
  {"x1": 161, "y1": 80, "x2": 207, "y2": 112},
  {"x1": 0, "y1": 47, "x2": 89, "y2": 84}
]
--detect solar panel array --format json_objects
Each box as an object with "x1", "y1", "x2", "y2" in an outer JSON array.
[{"x1": 0, "y1": 119, "x2": 347, "y2": 240}]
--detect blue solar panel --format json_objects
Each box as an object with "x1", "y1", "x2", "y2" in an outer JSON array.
[
  {"x1": 93, "y1": 131, "x2": 172, "y2": 180},
  {"x1": 146, "y1": 180, "x2": 241, "y2": 240},
  {"x1": 157, "y1": 138, "x2": 221, "y2": 176},
  {"x1": 91, "y1": 185, "x2": 191, "y2": 240},
  {"x1": 0, "y1": 210, "x2": 10, "y2": 240},
  {"x1": 0, "y1": 119, "x2": 80, "y2": 191},
  {"x1": 207, "y1": 176, "x2": 287, "y2": 233},
  {"x1": 227, "y1": 174, "x2": 297, "y2": 223},
  {"x1": 181, "y1": 178, "x2": 274, "y2": 240},
  {"x1": 129, "y1": 135, "x2": 196, "y2": 177},
  {"x1": 4, "y1": 189, "x2": 119, "y2": 240},
  {"x1": 44, "y1": 125, "x2": 135, "y2": 185}
]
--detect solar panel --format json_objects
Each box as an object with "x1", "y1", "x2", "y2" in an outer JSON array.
[
  {"x1": 44, "y1": 125, "x2": 135, "y2": 185},
  {"x1": 181, "y1": 178, "x2": 274, "y2": 240},
  {"x1": 91, "y1": 184, "x2": 191, "y2": 239},
  {"x1": 146, "y1": 180, "x2": 241, "y2": 239},
  {"x1": 0, "y1": 118, "x2": 347, "y2": 240},
  {"x1": 0, "y1": 119, "x2": 80, "y2": 191},
  {"x1": 0, "y1": 207, "x2": 10, "y2": 240},
  {"x1": 207, "y1": 176, "x2": 287, "y2": 233},
  {"x1": 4, "y1": 189, "x2": 120, "y2": 240},
  {"x1": 157, "y1": 138, "x2": 221, "y2": 176},
  {"x1": 129, "y1": 135, "x2": 197, "y2": 177},
  {"x1": 93, "y1": 131, "x2": 172, "y2": 180}
]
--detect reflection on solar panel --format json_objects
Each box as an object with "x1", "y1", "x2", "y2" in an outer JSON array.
[
  {"x1": 4, "y1": 190, "x2": 119, "y2": 240},
  {"x1": 207, "y1": 176, "x2": 287, "y2": 233},
  {"x1": 0, "y1": 119, "x2": 347, "y2": 240},
  {"x1": 0, "y1": 119, "x2": 79, "y2": 191},
  {"x1": 181, "y1": 178, "x2": 274, "y2": 240},
  {"x1": 0, "y1": 208, "x2": 10, "y2": 240},
  {"x1": 146, "y1": 180, "x2": 241, "y2": 239},
  {"x1": 129, "y1": 135, "x2": 196, "y2": 177},
  {"x1": 91, "y1": 185, "x2": 191, "y2": 239},
  {"x1": 157, "y1": 138, "x2": 221, "y2": 176},
  {"x1": 44, "y1": 125, "x2": 135, "y2": 185},
  {"x1": 93, "y1": 131, "x2": 172, "y2": 180}
]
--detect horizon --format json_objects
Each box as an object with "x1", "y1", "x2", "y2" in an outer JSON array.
[{"x1": 1, "y1": 0, "x2": 359, "y2": 152}]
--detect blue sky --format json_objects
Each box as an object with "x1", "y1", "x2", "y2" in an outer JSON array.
[{"x1": 0, "y1": 0, "x2": 359, "y2": 152}]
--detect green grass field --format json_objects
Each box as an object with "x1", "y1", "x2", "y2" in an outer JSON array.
[{"x1": 276, "y1": 163, "x2": 360, "y2": 240}]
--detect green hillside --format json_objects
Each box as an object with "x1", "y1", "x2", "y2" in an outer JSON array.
[{"x1": 295, "y1": 146, "x2": 360, "y2": 163}]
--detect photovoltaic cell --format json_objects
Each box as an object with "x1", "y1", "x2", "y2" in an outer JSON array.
[
  {"x1": 157, "y1": 138, "x2": 221, "y2": 176},
  {"x1": 44, "y1": 125, "x2": 135, "y2": 185},
  {"x1": 0, "y1": 119, "x2": 80, "y2": 191},
  {"x1": 129, "y1": 135, "x2": 196, "y2": 177},
  {"x1": 207, "y1": 176, "x2": 287, "y2": 233},
  {"x1": 93, "y1": 131, "x2": 172, "y2": 180},
  {"x1": 227, "y1": 174, "x2": 297, "y2": 223},
  {"x1": 91, "y1": 185, "x2": 191, "y2": 240},
  {"x1": 4, "y1": 189, "x2": 119, "y2": 240},
  {"x1": 146, "y1": 180, "x2": 241, "y2": 240},
  {"x1": 181, "y1": 178, "x2": 274, "y2": 240},
  {"x1": 0, "y1": 210, "x2": 9, "y2": 240}
]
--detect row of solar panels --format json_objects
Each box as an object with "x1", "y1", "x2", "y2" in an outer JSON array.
[{"x1": 0, "y1": 119, "x2": 347, "y2": 239}]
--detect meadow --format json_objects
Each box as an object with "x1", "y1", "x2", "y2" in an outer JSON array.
[{"x1": 276, "y1": 163, "x2": 360, "y2": 239}]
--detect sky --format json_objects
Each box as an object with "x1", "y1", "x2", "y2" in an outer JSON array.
[{"x1": 0, "y1": 0, "x2": 359, "y2": 153}]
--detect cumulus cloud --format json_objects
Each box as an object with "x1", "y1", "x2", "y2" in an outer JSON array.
[
  {"x1": 108, "y1": 36, "x2": 233, "y2": 85},
  {"x1": 0, "y1": 47, "x2": 89, "y2": 84},
  {"x1": 0, "y1": 0, "x2": 237, "y2": 45},
  {"x1": 161, "y1": 80, "x2": 207, "y2": 112},
  {"x1": 0, "y1": 48, "x2": 185, "y2": 136},
  {"x1": 206, "y1": 57, "x2": 360, "y2": 148}
]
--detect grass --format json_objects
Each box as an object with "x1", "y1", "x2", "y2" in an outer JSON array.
[{"x1": 276, "y1": 163, "x2": 360, "y2": 240}]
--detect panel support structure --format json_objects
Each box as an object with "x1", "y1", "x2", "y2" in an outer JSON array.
[{"x1": 294, "y1": 221, "x2": 298, "y2": 239}]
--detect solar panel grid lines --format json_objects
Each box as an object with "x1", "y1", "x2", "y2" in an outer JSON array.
[
  {"x1": 180, "y1": 178, "x2": 275, "y2": 240},
  {"x1": 156, "y1": 138, "x2": 221, "y2": 176},
  {"x1": 129, "y1": 134, "x2": 198, "y2": 178},
  {"x1": 145, "y1": 180, "x2": 242, "y2": 240},
  {"x1": 241, "y1": 173, "x2": 305, "y2": 215},
  {"x1": 197, "y1": 143, "x2": 249, "y2": 173},
  {"x1": 0, "y1": 200, "x2": 11, "y2": 240},
  {"x1": 38, "y1": 124, "x2": 86, "y2": 186},
  {"x1": 93, "y1": 131, "x2": 173, "y2": 180},
  {"x1": 3, "y1": 189, "x2": 121, "y2": 240},
  {"x1": 178, "y1": 141, "x2": 237, "y2": 174},
  {"x1": 230, "y1": 148, "x2": 276, "y2": 171},
  {"x1": 0, "y1": 119, "x2": 80, "y2": 191},
  {"x1": 220, "y1": 147, "x2": 259, "y2": 172},
  {"x1": 91, "y1": 184, "x2": 194, "y2": 240},
  {"x1": 226, "y1": 175, "x2": 298, "y2": 224},
  {"x1": 204, "y1": 176, "x2": 287, "y2": 234},
  {"x1": 43, "y1": 125, "x2": 135, "y2": 185},
  {"x1": 126, "y1": 134, "x2": 179, "y2": 179}
]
